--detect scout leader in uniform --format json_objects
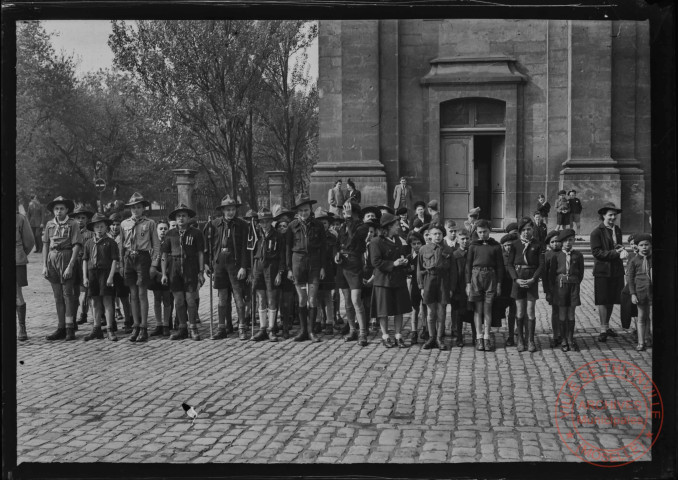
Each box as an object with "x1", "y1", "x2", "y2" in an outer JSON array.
[
  {"x1": 548, "y1": 229, "x2": 585, "y2": 352},
  {"x1": 417, "y1": 223, "x2": 457, "y2": 350},
  {"x1": 335, "y1": 201, "x2": 380, "y2": 346},
  {"x1": 250, "y1": 207, "x2": 287, "y2": 342},
  {"x1": 108, "y1": 212, "x2": 133, "y2": 333},
  {"x1": 42, "y1": 196, "x2": 83, "y2": 341},
  {"x1": 81, "y1": 213, "x2": 120, "y2": 341},
  {"x1": 204, "y1": 195, "x2": 249, "y2": 340},
  {"x1": 286, "y1": 193, "x2": 327, "y2": 342},
  {"x1": 16, "y1": 205, "x2": 35, "y2": 341},
  {"x1": 506, "y1": 218, "x2": 545, "y2": 353},
  {"x1": 119, "y1": 193, "x2": 161, "y2": 343},
  {"x1": 71, "y1": 205, "x2": 95, "y2": 328},
  {"x1": 161, "y1": 204, "x2": 206, "y2": 341}
]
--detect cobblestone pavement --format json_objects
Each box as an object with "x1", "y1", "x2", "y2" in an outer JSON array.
[{"x1": 16, "y1": 251, "x2": 653, "y2": 464}]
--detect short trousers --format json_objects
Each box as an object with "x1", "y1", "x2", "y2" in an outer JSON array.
[
  {"x1": 17, "y1": 265, "x2": 28, "y2": 287},
  {"x1": 291, "y1": 252, "x2": 321, "y2": 286},
  {"x1": 594, "y1": 275, "x2": 624, "y2": 305},
  {"x1": 87, "y1": 268, "x2": 114, "y2": 297},
  {"x1": 340, "y1": 255, "x2": 364, "y2": 290},
  {"x1": 634, "y1": 284, "x2": 653, "y2": 306},
  {"x1": 421, "y1": 273, "x2": 449, "y2": 305},
  {"x1": 510, "y1": 267, "x2": 540, "y2": 301},
  {"x1": 168, "y1": 256, "x2": 201, "y2": 293},
  {"x1": 124, "y1": 251, "x2": 152, "y2": 287},
  {"x1": 113, "y1": 272, "x2": 131, "y2": 297},
  {"x1": 46, "y1": 249, "x2": 74, "y2": 285},
  {"x1": 253, "y1": 259, "x2": 282, "y2": 292},
  {"x1": 557, "y1": 212, "x2": 571, "y2": 226},
  {"x1": 553, "y1": 280, "x2": 582, "y2": 307},
  {"x1": 468, "y1": 267, "x2": 497, "y2": 303},
  {"x1": 148, "y1": 268, "x2": 170, "y2": 292},
  {"x1": 409, "y1": 279, "x2": 422, "y2": 308},
  {"x1": 213, "y1": 253, "x2": 245, "y2": 299},
  {"x1": 570, "y1": 214, "x2": 581, "y2": 223}
]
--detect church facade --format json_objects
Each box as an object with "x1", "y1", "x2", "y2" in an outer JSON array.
[{"x1": 310, "y1": 20, "x2": 651, "y2": 233}]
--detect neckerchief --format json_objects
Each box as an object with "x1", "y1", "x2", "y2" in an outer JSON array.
[
  {"x1": 92, "y1": 234, "x2": 106, "y2": 267},
  {"x1": 130, "y1": 215, "x2": 143, "y2": 251},
  {"x1": 639, "y1": 252, "x2": 652, "y2": 284},
  {"x1": 53, "y1": 216, "x2": 70, "y2": 239},
  {"x1": 563, "y1": 247, "x2": 572, "y2": 275},
  {"x1": 178, "y1": 228, "x2": 187, "y2": 275},
  {"x1": 520, "y1": 238, "x2": 531, "y2": 264}
]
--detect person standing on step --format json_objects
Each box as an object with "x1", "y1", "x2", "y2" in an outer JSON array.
[
  {"x1": 393, "y1": 176, "x2": 413, "y2": 211},
  {"x1": 286, "y1": 193, "x2": 327, "y2": 342},
  {"x1": 627, "y1": 233, "x2": 652, "y2": 351},
  {"x1": 148, "y1": 219, "x2": 172, "y2": 338},
  {"x1": 536, "y1": 194, "x2": 551, "y2": 229},
  {"x1": 250, "y1": 208, "x2": 286, "y2": 342},
  {"x1": 568, "y1": 190, "x2": 583, "y2": 239},
  {"x1": 507, "y1": 218, "x2": 545, "y2": 353},
  {"x1": 346, "y1": 179, "x2": 361, "y2": 205},
  {"x1": 555, "y1": 190, "x2": 571, "y2": 232},
  {"x1": 204, "y1": 195, "x2": 249, "y2": 340},
  {"x1": 42, "y1": 196, "x2": 83, "y2": 341},
  {"x1": 71, "y1": 205, "x2": 95, "y2": 330},
  {"x1": 82, "y1": 213, "x2": 119, "y2": 341},
  {"x1": 16, "y1": 204, "x2": 35, "y2": 341},
  {"x1": 549, "y1": 229, "x2": 585, "y2": 352},
  {"x1": 162, "y1": 204, "x2": 205, "y2": 341},
  {"x1": 328, "y1": 179, "x2": 345, "y2": 216},
  {"x1": 590, "y1": 202, "x2": 627, "y2": 342},
  {"x1": 120, "y1": 192, "x2": 161, "y2": 343},
  {"x1": 542, "y1": 230, "x2": 563, "y2": 348},
  {"x1": 533, "y1": 211, "x2": 548, "y2": 245}
]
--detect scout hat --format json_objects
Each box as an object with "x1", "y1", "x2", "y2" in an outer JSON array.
[
  {"x1": 556, "y1": 229, "x2": 576, "y2": 242},
  {"x1": 109, "y1": 212, "x2": 123, "y2": 223},
  {"x1": 46, "y1": 196, "x2": 74, "y2": 213},
  {"x1": 518, "y1": 217, "x2": 535, "y2": 232},
  {"x1": 396, "y1": 207, "x2": 408, "y2": 216},
  {"x1": 86, "y1": 212, "x2": 113, "y2": 231},
  {"x1": 545, "y1": 230, "x2": 560, "y2": 244},
  {"x1": 168, "y1": 203, "x2": 196, "y2": 220},
  {"x1": 634, "y1": 233, "x2": 652, "y2": 245},
  {"x1": 271, "y1": 204, "x2": 294, "y2": 221},
  {"x1": 500, "y1": 233, "x2": 517, "y2": 245},
  {"x1": 217, "y1": 194, "x2": 241, "y2": 210},
  {"x1": 244, "y1": 209, "x2": 258, "y2": 220},
  {"x1": 597, "y1": 202, "x2": 622, "y2": 215},
  {"x1": 125, "y1": 192, "x2": 151, "y2": 208},
  {"x1": 314, "y1": 207, "x2": 332, "y2": 221},
  {"x1": 69, "y1": 204, "x2": 95, "y2": 218},
  {"x1": 293, "y1": 193, "x2": 317, "y2": 209},
  {"x1": 258, "y1": 208, "x2": 274, "y2": 220},
  {"x1": 557, "y1": 189, "x2": 567, "y2": 195},
  {"x1": 468, "y1": 206, "x2": 481, "y2": 217},
  {"x1": 413, "y1": 200, "x2": 426, "y2": 210},
  {"x1": 379, "y1": 205, "x2": 395, "y2": 215},
  {"x1": 361, "y1": 205, "x2": 381, "y2": 219},
  {"x1": 427, "y1": 199, "x2": 439, "y2": 211},
  {"x1": 505, "y1": 222, "x2": 519, "y2": 234},
  {"x1": 379, "y1": 212, "x2": 399, "y2": 228}
]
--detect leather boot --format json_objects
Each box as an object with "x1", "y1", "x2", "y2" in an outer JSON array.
[
  {"x1": 568, "y1": 321, "x2": 579, "y2": 351},
  {"x1": 506, "y1": 315, "x2": 515, "y2": 347},
  {"x1": 293, "y1": 307, "x2": 309, "y2": 342},
  {"x1": 129, "y1": 326, "x2": 140, "y2": 342},
  {"x1": 190, "y1": 325, "x2": 200, "y2": 341},
  {"x1": 17, "y1": 304, "x2": 28, "y2": 341},
  {"x1": 211, "y1": 325, "x2": 229, "y2": 340},
  {"x1": 238, "y1": 324, "x2": 248, "y2": 341},
  {"x1": 422, "y1": 337, "x2": 437, "y2": 350},
  {"x1": 550, "y1": 306, "x2": 561, "y2": 348},
  {"x1": 411, "y1": 331, "x2": 419, "y2": 345},
  {"x1": 358, "y1": 331, "x2": 368, "y2": 347},
  {"x1": 343, "y1": 329, "x2": 358, "y2": 342},
  {"x1": 437, "y1": 337, "x2": 449, "y2": 351},
  {"x1": 65, "y1": 326, "x2": 76, "y2": 341},
  {"x1": 77, "y1": 312, "x2": 88, "y2": 325},
  {"x1": 123, "y1": 318, "x2": 133, "y2": 334},
  {"x1": 516, "y1": 317, "x2": 526, "y2": 352},
  {"x1": 527, "y1": 318, "x2": 537, "y2": 352},
  {"x1": 340, "y1": 322, "x2": 350, "y2": 335},
  {"x1": 136, "y1": 327, "x2": 149, "y2": 343},
  {"x1": 107, "y1": 330, "x2": 118, "y2": 342},
  {"x1": 308, "y1": 307, "x2": 321, "y2": 342},
  {"x1": 149, "y1": 325, "x2": 164, "y2": 337},
  {"x1": 46, "y1": 327, "x2": 66, "y2": 341},
  {"x1": 162, "y1": 326, "x2": 171, "y2": 337},
  {"x1": 282, "y1": 315, "x2": 291, "y2": 339},
  {"x1": 170, "y1": 325, "x2": 189, "y2": 340},
  {"x1": 268, "y1": 310, "x2": 278, "y2": 342},
  {"x1": 83, "y1": 326, "x2": 104, "y2": 341},
  {"x1": 251, "y1": 328, "x2": 269, "y2": 341}
]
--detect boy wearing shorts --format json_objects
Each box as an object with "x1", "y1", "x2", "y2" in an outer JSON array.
[
  {"x1": 16, "y1": 208, "x2": 35, "y2": 341},
  {"x1": 406, "y1": 231, "x2": 425, "y2": 344},
  {"x1": 628, "y1": 233, "x2": 652, "y2": 351}
]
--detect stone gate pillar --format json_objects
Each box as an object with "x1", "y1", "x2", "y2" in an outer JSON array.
[
  {"x1": 267, "y1": 170, "x2": 286, "y2": 208},
  {"x1": 173, "y1": 169, "x2": 198, "y2": 209}
]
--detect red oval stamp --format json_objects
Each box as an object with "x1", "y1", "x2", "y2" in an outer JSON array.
[{"x1": 555, "y1": 359, "x2": 663, "y2": 467}]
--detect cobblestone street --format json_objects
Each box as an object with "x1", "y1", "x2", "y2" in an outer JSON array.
[{"x1": 16, "y1": 251, "x2": 654, "y2": 464}]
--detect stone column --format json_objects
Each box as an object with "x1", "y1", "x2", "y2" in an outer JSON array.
[
  {"x1": 172, "y1": 169, "x2": 198, "y2": 209},
  {"x1": 560, "y1": 21, "x2": 621, "y2": 234},
  {"x1": 311, "y1": 20, "x2": 388, "y2": 208},
  {"x1": 267, "y1": 170, "x2": 286, "y2": 208}
]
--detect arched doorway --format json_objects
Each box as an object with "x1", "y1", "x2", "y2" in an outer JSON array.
[{"x1": 440, "y1": 98, "x2": 506, "y2": 228}]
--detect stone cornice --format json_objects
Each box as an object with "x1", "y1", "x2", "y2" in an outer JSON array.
[{"x1": 420, "y1": 56, "x2": 528, "y2": 86}]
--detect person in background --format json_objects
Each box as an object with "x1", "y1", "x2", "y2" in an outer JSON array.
[
  {"x1": 314, "y1": 208, "x2": 337, "y2": 337},
  {"x1": 463, "y1": 207, "x2": 481, "y2": 241},
  {"x1": 627, "y1": 233, "x2": 652, "y2": 351},
  {"x1": 346, "y1": 179, "x2": 361, "y2": 204},
  {"x1": 71, "y1": 205, "x2": 95, "y2": 329},
  {"x1": 393, "y1": 176, "x2": 413, "y2": 211},
  {"x1": 406, "y1": 231, "x2": 426, "y2": 345},
  {"x1": 542, "y1": 230, "x2": 562, "y2": 348},
  {"x1": 427, "y1": 200, "x2": 441, "y2": 225},
  {"x1": 533, "y1": 211, "x2": 548, "y2": 244},
  {"x1": 536, "y1": 194, "x2": 551, "y2": 229},
  {"x1": 27, "y1": 195, "x2": 43, "y2": 254},
  {"x1": 396, "y1": 207, "x2": 410, "y2": 239},
  {"x1": 568, "y1": 190, "x2": 583, "y2": 240},
  {"x1": 555, "y1": 190, "x2": 570, "y2": 232},
  {"x1": 273, "y1": 206, "x2": 296, "y2": 338},
  {"x1": 412, "y1": 201, "x2": 431, "y2": 232},
  {"x1": 328, "y1": 179, "x2": 345, "y2": 216},
  {"x1": 16, "y1": 203, "x2": 35, "y2": 341},
  {"x1": 452, "y1": 229, "x2": 475, "y2": 347}
]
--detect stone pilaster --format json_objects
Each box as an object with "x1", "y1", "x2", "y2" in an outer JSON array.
[{"x1": 172, "y1": 169, "x2": 198, "y2": 210}]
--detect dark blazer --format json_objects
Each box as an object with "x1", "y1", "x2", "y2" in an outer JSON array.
[
  {"x1": 203, "y1": 216, "x2": 249, "y2": 270},
  {"x1": 369, "y1": 235, "x2": 410, "y2": 288},
  {"x1": 548, "y1": 249, "x2": 585, "y2": 287},
  {"x1": 393, "y1": 184, "x2": 413, "y2": 209},
  {"x1": 452, "y1": 248, "x2": 469, "y2": 303},
  {"x1": 286, "y1": 218, "x2": 327, "y2": 271},
  {"x1": 347, "y1": 189, "x2": 361, "y2": 204},
  {"x1": 417, "y1": 242, "x2": 457, "y2": 303},
  {"x1": 590, "y1": 223, "x2": 624, "y2": 278},
  {"x1": 506, "y1": 238, "x2": 545, "y2": 282}
]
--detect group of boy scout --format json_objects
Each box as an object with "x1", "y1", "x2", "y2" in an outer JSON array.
[{"x1": 16, "y1": 191, "x2": 651, "y2": 352}]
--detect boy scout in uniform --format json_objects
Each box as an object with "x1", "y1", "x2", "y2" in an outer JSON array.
[
  {"x1": 162, "y1": 204, "x2": 206, "y2": 341},
  {"x1": 498, "y1": 233, "x2": 518, "y2": 347},
  {"x1": 286, "y1": 194, "x2": 327, "y2": 342},
  {"x1": 109, "y1": 212, "x2": 133, "y2": 333},
  {"x1": 465, "y1": 220, "x2": 504, "y2": 352},
  {"x1": 71, "y1": 205, "x2": 95, "y2": 329},
  {"x1": 251, "y1": 208, "x2": 286, "y2": 342},
  {"x1": 82, "y1": 213, "x2": 119, "y2": 341},
  {"x1": 16, "y1": 207, "x2": 35, "y2": 341},
  {"x1": 542, "y1": 230, "x2": 562, "y2": 348},
  {"x1": 273, "y1": 206, "x2": 296, "y2": 338},
  {"x1": 406, "y1": 231, "x2": 425, "y2": 344},
  {"x1": 42, "y1": 196, "x2": 83, "y2": 341},
  {"x1": 452, "y1": 229, "x2": 475, "y2": 347},
  {"x1": 120, "y1": 193, "x2": 161, "y2": 343},
  {"x1": 204, "y1": 195, "x2": 249, "y2": 340},
  {"x1": 628, "y1": 233, "x2": 652, "y2": 351},
  {"x1": 314, "y1": 208, "x2": 336, "y2": 336}
]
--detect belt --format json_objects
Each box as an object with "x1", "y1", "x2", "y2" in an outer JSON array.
[
  {"x1": 50, "y1": 245, "x2": 72, "y2": 251},
  {"x1": 472, "y1": 266, "x2": 495, "y2": 271},
  {"x1": 341, "y1": 251, "x2": 362, "y2": 258},
  {"x1": 515, "y1": 265, "x2": 537, "y2": 271},
  {"x1": 126, "y1": 250, "x2": 150, "y2": 256},
  {"x1": 557, "y1": 274, "x2": 579, "y2": 285}
]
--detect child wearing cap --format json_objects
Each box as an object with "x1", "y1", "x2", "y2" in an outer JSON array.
[
  {"x1": 555, "y1": 190, "x2": 570, "y2": 231},
  {"x1": 452, "y1": 229, "x2": 476, "y2": 346},
  {"x1": 406, "y1": 231, "x2": 426, "y2": 344},
  {"x1": 417, "y1": 223, "x2": 457, "y2": 350},
  {"x1": 466, "y1": 220, "x2": 504, "y2": 352},
  {"x1": 548, "y1": 229, "x2": 585, "y2": 352},
  {"x1": 506, "y1": 218, "x2": 545, "y2": 353},
  {"x1": 148, "y1": 220, "x2": 172, "y2": 337},
  {"x1": 274, "y1": 211, "x2": 295, "y2": 338},
  {"x1": 497, "y1": 233, "x2": 518, "y2": 347},
  {"x1": 82, "y1": 214, "x2": 120, "y2": 341},
  {"x1": 314, "y1": 209, "x2": 337, "y2": 336},
  {"x1": 627, "y1": 233, "x2": 652, "y2": 351},
  {"x1": 542, "y1": 230, "x2": 563, "y2": 348},
  {"x1": 161, "y1": 205, "x2": 205, "y2": 341}
]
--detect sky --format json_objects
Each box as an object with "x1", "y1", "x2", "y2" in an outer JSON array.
[{"x1": 42, "y1": 20, "x2": 318, "y2": 80}]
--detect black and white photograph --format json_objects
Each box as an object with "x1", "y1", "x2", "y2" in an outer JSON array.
[{"x1": 4, "y1": 1, "x2": 676, "y2": 478}]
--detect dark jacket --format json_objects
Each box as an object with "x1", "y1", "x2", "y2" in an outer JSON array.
[
  {"x1": 452, "y1": 248, "x2": 469, "y2": 302},
  {"x1": 536, "y1": 201, "x2": 551, "y2": 217},
  {"x1": 337, "y1": 217, "x2": 370, "y2": 256},
  {"x1": 590, "y1": 223, "x2": 624, "y2": 278},
  {"x1": 285, "y1": 217, "x2": 327, "y2": 270},
  {"x1": 506, "y1": 238, "x2": 545, "y2": 282},
  {"x1": 465, "y1": 238, "x2": 504, "y2": 283},
  {"x1": 203, "y1": 216, "x2": 249, "y2": 270},
  {"x1": 369, "y1": 235, "x2": 410, "y2": 288},
  {"x1": 253, "y1": 227, "x2": 287, "y2": 275},
  {"x1": 542, "y1": 248, "x2": 560, "y2": 297},
  {"x1": 627, "y1": 254, "x2": 652, "y2": 297},
  {"x1": 417, "y1": 242, "x2": 457, "y2": 303},
  {"x1": 569, "y1": 197, "x2": 583, "y2": 215},
  {"x1": 548, "y1": 249, "x2": 585, "y2": 287}
]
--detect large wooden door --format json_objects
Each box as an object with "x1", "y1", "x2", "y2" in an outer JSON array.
[
  {"x1": 490, "y1": 136, "x2": 506, "y2": 228},
  {"x1": 441, "y1": 135, "x2": 473, "y2": 224}
]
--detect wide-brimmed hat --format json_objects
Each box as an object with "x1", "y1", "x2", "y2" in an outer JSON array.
[
  {"x1": 46, "y1": 196, "x2": 75, "y2": 212},
  {"x1": 634, "y1": 233, "x2": 652, "y2": 244},
  {"x1": 69, "y1": 204, "x2": 95, "y2": 218},
  {"x1": 314, "y1": 207, "x2": 332, "y2": 221},
  {"x1": 379, "y1": 212, "x2": 399, "y2": 228},
  {"x1": 518, "y1": 218, "x2": 535, "y2": 232},
  {"x1": 86, "y1": 213, "x2": 113, "y2": 231},
  {"x1": 244, "y1": 209, "x2": 258, "y2": 220},
  {"x1": 361, "y1": 206, "x2": 381, "y2": 219},
  {"x1": 379, "y1": 205, "x2": 395, "y2": 215},
  {"x1": 468, "y1": 206, "x2": 481, "y2": 217},
  {"x1": 271, "y1": 204, "x2": 294, "y2": 222},
  {"x1": 125, "y1": 192, "x2": 151, "y2": 208},
  {"x1": 293, "y1": 193, "x2": 317, "y2": 209},
  {"x1": 556, "y1": 229, "x2": 576, "y2": 243},
  {"x1": 413, "y1": 200, "x2": 426, "y2": 210},
  {"x1": 545, "y1": 230, "x2": 560, "y2": 244},
  {"x1": 396, "y1": 207, "x2": 408, "y2": 216},
  {"x1": 258, "y1": 208, "x2": 274, "y2": 220},
  {"x1": 597, "y1": 202, "x2": 622, "y2": 215},
  {"x1": 427, "y1": 199, "x2": 439, "y2": 210},
  {"x1": 217, "y1": 195, "x2": 241, "y2": 210},
  {"x1": 169, "y1": 203, "x2": 196, "y2": 220},
  {"x1": 505, "y1": 222, "x2": 519, "y2": 234}
]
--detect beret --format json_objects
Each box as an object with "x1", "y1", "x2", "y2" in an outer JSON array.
[
  {"x1": 396, "y1": 207, "x2": 408, "y2": 216},
  {"x1": 500, "y1": 233, "x2": 518, "y2": 244},
  {"x1": 545, "y1": 230, "x2": 560, "y2": 243},
  {"x1": 505, "y1": 222, "x2": 518, "y2": 233},
  {"x1": 556, "y1": 229, "x2": 576, "y2": 242},
  {"x1": 518, "y1": 218, "x2": 534, "y2": 232},
  {"x1": 634, "y1": 233, "x2": 652, "y2": 245}
]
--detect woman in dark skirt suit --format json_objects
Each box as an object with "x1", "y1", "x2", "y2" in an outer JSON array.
[{"x1": 369, "y1": 212, "x2": 412, "y2": 348}]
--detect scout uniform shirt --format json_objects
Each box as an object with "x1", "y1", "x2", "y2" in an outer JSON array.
[
  {"x1": 83, "y1": 234, "x2": 120, "y2": 271},
  {"x1": 507, "y1": 238, "x2": 545, "y2": 282},
  {"x1": 285, "y1": 216, "x2": 327, "y2": 271},
  {"x1": 120, "y1": 215, "x2": 160, "y2": 262},
  {"x1": 548, "y1": 248, "x2": 585, "y2": 288},
  {"x1": 162, "y1": 227, "x2": 205, "y2": 278},
  {"x1": 43, "y1": 216, "x2": 82, "y2": 252},
  {"x1": 465, "y1": 238, "x2": 504, "y2": 284},
  {"x1": 338, "y1": 217, "x2": 370, "y2": 258},
  {"x1": 417, "y1": 242, "x2": 457, "y2": 304},
  {"x1": 203, "y1": 216, "x2": 248, "y2": 270},
  {"x1": 627, "y1": 253, "x2": 652, "y2": 303},
  {"x1": 253, "y1": 226, "x2": 287, "y2": 275}
]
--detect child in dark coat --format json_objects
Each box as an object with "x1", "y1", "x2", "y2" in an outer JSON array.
[
  {"x1": 497, "y1": 233, "x2": 518, "y2": 346},
  {"x1": 406, "y1": 231, "x2": 426, "y2": 344},
  {"x1": 452, "y1": 229, "x2": 475, "y2": 347},
  {"x1": 628, "y1": 233, "x2": 652, "y2": 351},
  {"x1": 543, "y1": 230, "x2": 562, "y2": 348}
]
